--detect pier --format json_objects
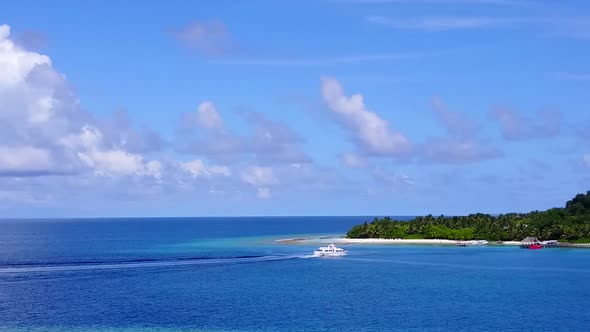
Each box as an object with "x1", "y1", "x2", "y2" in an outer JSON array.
[
  {"x1": 552, "y1": 242, "x2": 590, "y2": 248},
  {"x1": 485, "y1": 237, "x2": 590, "y2": 248}
]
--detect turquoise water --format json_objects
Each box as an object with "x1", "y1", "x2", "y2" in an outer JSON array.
[{"x1": 1, "y1": 217, "x2": 590, "y2": 331}]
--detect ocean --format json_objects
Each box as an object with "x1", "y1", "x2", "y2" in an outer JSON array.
[{"x1": 1, "y1": 217, "x2": 589, "y2": 332}]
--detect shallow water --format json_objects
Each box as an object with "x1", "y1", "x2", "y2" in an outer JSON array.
[{"x1": 1, "y1": 217, "x2": 589, "y2": 331}]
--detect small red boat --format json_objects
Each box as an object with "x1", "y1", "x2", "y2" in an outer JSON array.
[{"x1": 529, "y1": 244, "x2": 543, "y2": 249}]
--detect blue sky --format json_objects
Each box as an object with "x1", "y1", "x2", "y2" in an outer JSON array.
[{"x1": 1, "y1": 0, "x2": 589, "y2": 217}]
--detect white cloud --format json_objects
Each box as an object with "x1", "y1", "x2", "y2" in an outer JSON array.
[
  {"x1": 0, "y1": 24, "x2": 78, "y2": 134},
  {"x1": 181, "y1": 159, "x2": 231, "y2": 178},
  {"x1": 0, "y1": 24, "x2": 346, "y2": 212},
  {"x1": 208, "y1": 165, "x2": 231, "y2": 176},
  {"x1": 340, "y1": 152, "x2": 368, "y2": 168},
  {"x1": 78, "y1": 149, "x2": 145, "y2": 176},
  {"x1": 0, "y1": 25, "x2": 51, "y2": 88},
  {"x1": 181, "y1": 159, "x2": 207, "y2": 177},
  {"x1": 241, "y1": 166, "x2": 277, "y2": 187},
  {"x1": 320, "y1": 76, "x2": 411, "y2": 156},
  {"x1": 584, "y1": 154, "x2": 590, "y2": 168},
  {"x1": 240, "y1": 166, "x2": 278, "y2": 199},
  {"x1": 196, "y1": 101, "x2": 224, "y2": 131},
  {"x1": 0, "y1": 146, "x2": 54, "y2": 175},
  {"x1": 0, "y1": 24, "x2": 81, "y2": 175},
  {"x1": 59, "y1": 125, "x2": 102, "y2": 150},
  {"x1": 145, "y1": 161, "x2": 163, "y2": 180},
  {"x1": 60, "y1": 125, "x2": 161, "y2": 178},
  {"x1": 180, "y1": 104, "x2": 311, "y2": 165},
  {"x1": 0, "y1": 24, "x2": 163, "y2": 180}
]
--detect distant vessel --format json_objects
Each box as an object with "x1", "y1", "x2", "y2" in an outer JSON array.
[
  {"x1": 313, "y1": 243, "x2": 348, "y2": 257},
  {"x1": 457, "y1": 240, "x2": 489, "y2": 247},
  {"x1": 520, "y1": 236, "x2": 545, "y2": 249}
]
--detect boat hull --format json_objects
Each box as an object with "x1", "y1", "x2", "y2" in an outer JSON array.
[
  {"x1": 520, "y1": 244, "x2": 543, "y2": 249},
  {"x1": 313, "y1": 251, "x2": 348, "y2": 257}
]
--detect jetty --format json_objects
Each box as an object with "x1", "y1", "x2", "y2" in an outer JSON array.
[
  {"x1": 553, "y1": 242, "x2": 590, "y2": 248},
  {"x1": 516, "y1": 237, "x2": 590, "y2": 248}
]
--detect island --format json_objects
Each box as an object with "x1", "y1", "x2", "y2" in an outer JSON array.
[{"x1": 346, "y1": 191, "x2": 590, "y2": 243}]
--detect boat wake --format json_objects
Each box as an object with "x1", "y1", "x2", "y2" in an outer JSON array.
[
  {"x1": 0, "y1": 255, "x2": 307, "y2": 274},
  {"x1": 299, "y1": 254, "x2": 319, "y2": 259}
]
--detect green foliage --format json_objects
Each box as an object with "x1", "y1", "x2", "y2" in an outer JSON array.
[
  {"x1": 566, "y1": 191, "x2": 590, "y2": 215},
  {"x1": 346, "y1": 191, "x2": 590, "y2": 241}
]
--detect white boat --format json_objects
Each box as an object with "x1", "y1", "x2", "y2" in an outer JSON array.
[
  {"x1": 457, "y1": 240, "x2": 489, "y2": 246},
  {"x1": 313, "y1": 243, "x2": 348, "y2": 257}
]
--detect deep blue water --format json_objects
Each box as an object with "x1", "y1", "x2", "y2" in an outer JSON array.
[{"x1": 1, "y1": 217, "x2": 590, "y2": 332}]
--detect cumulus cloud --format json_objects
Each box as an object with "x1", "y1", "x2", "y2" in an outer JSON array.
[
  {"x1": 320, "y1": 76, "x2": 411, "y2": 157},
  {"x1": 180, "y1": 103, "x2": 311, "y2": 165},
  {"x1": 0, "y1": 25, "x2": 48, "y2": 85},
  {"x1": 60, "y1": 125, "x2": 162, "y2": 178},
  {"x1": 0, "y1": 24, "x2": 162, "y2": 180},
  {"x1": 0, "y1": 25, "x2": 81, "y2": 175},
  {"x1": 490, "y1": 107, "x2": 561, "y2": 141},
  {"x1": 320, "y1": 78, "x2": 498, "y2": 165},
  {"x1": 0, "y1": 24, "x2": 353, "y2": 208},
  {"x1": 172, "y1": 21, "x2": 235, "y2": 56},
  {"x1": 196, "y1": 101, "x2": 225, "y2": 131}
]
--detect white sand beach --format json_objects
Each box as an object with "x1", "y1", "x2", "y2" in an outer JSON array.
[
  {"x1": 275, "y1": 236, "x2": 524, "y2": 246},
  {"x1": 337, "y1": 238, "x2": 457, "y2": 245},
  {"x1": 276, "y1": 237, "x2": 456, "y2": 245}
]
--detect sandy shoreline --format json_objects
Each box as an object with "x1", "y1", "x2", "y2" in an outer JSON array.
[{"x1": 275, "y1": 236, "x2": 523, "y2": 246}]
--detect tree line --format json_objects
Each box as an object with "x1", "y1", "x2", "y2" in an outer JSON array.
[{"x1": 346, "y1": 191, "x2": 590, "y2": 242}]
